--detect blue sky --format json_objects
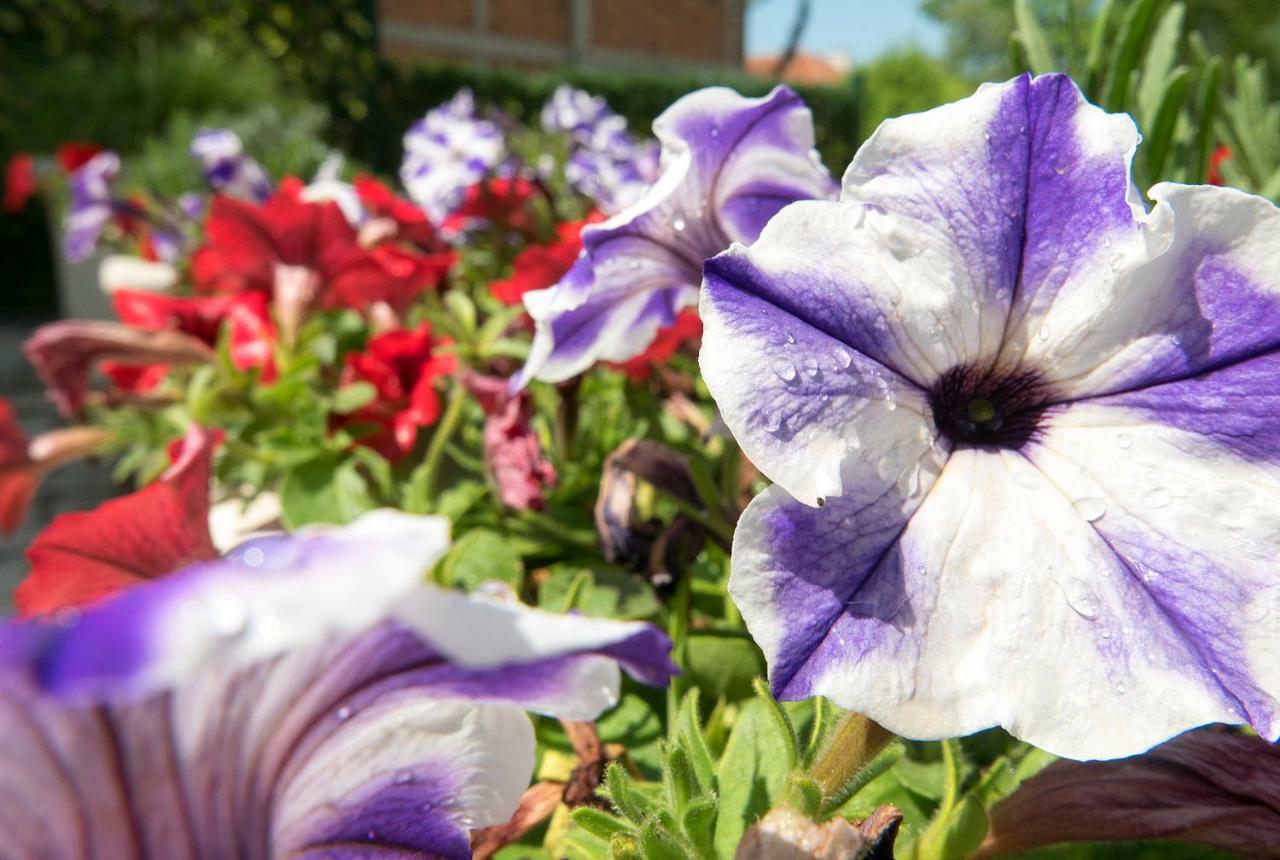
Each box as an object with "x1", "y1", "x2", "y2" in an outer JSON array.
[{"x1": 746, "y1": 0, "x2": 945, "y2": 60}]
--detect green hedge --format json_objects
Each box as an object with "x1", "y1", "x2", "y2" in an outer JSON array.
[{"x1": 358, "y1": 60, "x2": 864, "y2": 178}]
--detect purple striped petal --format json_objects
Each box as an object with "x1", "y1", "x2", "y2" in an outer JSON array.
[
  {"x1": 0, "y1": 510, "x2": 675, "y2": 853},
  {"x1": 516, "y1": 85, "x2": 835, "y2": 385},
  {"x1": 737, "y1": 448, "x2": 1251, "y2": 760}
]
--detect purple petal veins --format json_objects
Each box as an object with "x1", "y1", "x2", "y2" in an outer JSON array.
[
  {"x1": 0, "y1": 510, "x2": 675, "y2": 853},
  {"x1": 704, "y1": 72, "x2": 1280, "y2": 760}
]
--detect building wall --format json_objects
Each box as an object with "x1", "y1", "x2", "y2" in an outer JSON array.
[{"x1": 378, "y1": 0, "x2": 745, "y2": 74}]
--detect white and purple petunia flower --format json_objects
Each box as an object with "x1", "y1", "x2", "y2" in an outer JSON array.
[
  {"x1": 62, "y1": 150, "x2": 125, "y2": 262},
  {"x1": 542, "y1": 84, "x2": 660, "y2": 215},
  {"x1": 702, "y1": 73, "x2": 1280, "y2": 761},
  {"x1": 0, "y1": 510, "x2": 675, "y2": 856},
  {"x1": 515, "y1": 85, "x2": 837, "y2": 387},
  {"x1": 190, "y1": 128, "x2": 273, "y2": 203},
  {"x1": 401, "y1": 89, "x2": 506, "y2": 225}
]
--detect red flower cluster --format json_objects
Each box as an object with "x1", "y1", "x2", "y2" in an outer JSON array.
[
  {"x1": 442, "y1": 177, "x2": 542, "y2": 239},
  {"x1": 112, "y1": 289, "x2": 277, "y2": 383},
  {"x1": 194, "y1": 177, "x2": 453, "y2": 316},
  {"x1": 489, "y1": 217, "x2": 599, "y2": 306},
  {"x1": 339, "y1": 323, "x2": 457, "y2": 459}
]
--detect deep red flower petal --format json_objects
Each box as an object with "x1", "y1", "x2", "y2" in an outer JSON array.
[
  {"x1": 490, "y1": 219, "x2": 590, "y2": 306},
  {"x1": 3, "y1": 153, "x2": 38, "y2": 214},
  {"x1": 54, "y1": 141, "x2": 104, "y2": 174},
  {"x1": 99, "y1": 361, "x2": 169, "y2": 393},
  {"x1": 0, "y1": 399, "x2": 37, "y2": 536},
  {"x1": 15, "y1": 424, "x2": 221, "y2": 616}
]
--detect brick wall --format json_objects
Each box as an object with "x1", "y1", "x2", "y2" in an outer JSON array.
[{"x1": 378, "y1": 0, "x2": 745, "y2": 74}]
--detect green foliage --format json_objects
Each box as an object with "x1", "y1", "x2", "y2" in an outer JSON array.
[{"x1": 855, "y1": 47, "x2": 973, "y2": 140}]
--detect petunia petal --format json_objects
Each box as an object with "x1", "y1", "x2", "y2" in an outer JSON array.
[
  {"x1": 701, "y1": 243, "x2": 947, "y2": 506},
  {"x1": 393, "y1": 586, "x2": 679, "y2": 694},
  {"x1": 738, "y1": 447, "x2": 1249, "y2": 760},
  {"x1": 517, "y1": 85, "x2": 834, "y2": 385},
  {"x1": 1013, "y1": 183, "x2": 1280, "y2": 397},
  {"x1": 1025, "y1": 374, "x2": 1280, "y2": 742},
  {"x1": 30, "y1": 509, "x2": 450, "y2": 700}
]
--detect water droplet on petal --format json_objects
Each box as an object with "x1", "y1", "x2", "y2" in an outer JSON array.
[
  {"x1": 336, "y1": 705, "x2": 355, "y2": 722},
  {"x1": 832, "y1": 347, "x2": 852, "y2": 369},
  {"x1": 771, "y1": 358, "x2": 797, "y2": 382},
  {"x1": 1116, "y1": 433, "x2": 1132, "y2": 449},
  {"x1": 1065, "y1": 579, "x2": 1101, "y2": 619},
  {"x1": 762, "y1": 412, "x2": 781, "y2": 433},
  {"x1": 1037, "y1": 324, "x2": 1051, "y2": 342},
  {"x1": 1115, "y1": 681, "x2": 1127, "y2": 694},
  {"x1": 672, "y1": 217, "x2": 686, "y2": 231},
  {"x1": 1073, "y1": 497, "x2": 1107, "y2": 522},
  {"x1": 801, "y1": 356, "x2": 820, "y2": 379},
  {"x1": 393, "y1": 770, "x2": 416, "y2": 785},
  {"x1": 709, "y1": 126, "x2": 720, "y2": 138},
  {"x1": 784, "y1": 331, "x2": 796, "y2": 344},
  {"x1": 1142, "y1": 487, "x2": 1172, "y2": 509}
]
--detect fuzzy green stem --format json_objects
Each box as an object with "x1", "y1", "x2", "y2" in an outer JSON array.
[
  {"x1": 418, "y1": 384, "x2": 468, "y2": 504},
  {"x1": 808, "y1": 711, "x2": 895, "y2": 802},
  {"x1": 666, "y1": 565, "x2": 692, "y2": 728}
]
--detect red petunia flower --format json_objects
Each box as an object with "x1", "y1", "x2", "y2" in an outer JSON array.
[
  {"x1": 610, "y1": 309, "x2": 703, "y2": 381},
  {"x1": 1208, "y1": 145, "x2": 1232, "y2": 186},
  {"x1": 442, "y1": 177, "x2": 541, "y2": 239},
  {"x1": 3, "y1": 153, "x2": 37, "y2": 213},
  {"x1": 99, "y1": 361, "x2": 171, "y2": 394},
  {"x1": 353, "y1": 173, "x2": 442, "y2": 251},
  {"x1": 489, "y1": 217, "x2": 599, "y2": 306},
  {"x1": 339, "y1": 323, "x2": 457, "y2": 459},
  {"x1": 463, "y1": 373, "x2": 556, "y2": 511},
  {"x1": 193, "y1": 180, "x2": 450, "y2": 320},
  {"x1": 112, "y1": 289, "x2": 277, "y2": 379},
  {"x1": 15, "y1": 423, "x2": 220, "y2": 616},
  {"x1": 55, "y1": 141, "x2": 105, "y2": 174}
]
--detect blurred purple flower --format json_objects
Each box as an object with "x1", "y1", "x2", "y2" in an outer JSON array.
[
  {"x1": 62, "y1": 150, "x2": 124, "y2": 262},
  {"x1": 190, "y1": 128, "x2": 273, "y2": 202},
  {"x1": 543, "y1": 84, "x2": 661, "y2": 214},
  {"x1": 0, "y1": 510, "x2": 675, "y2": 856},
  {"x1": 401, "y1": 89, "x2": 506, "y2": 225}
]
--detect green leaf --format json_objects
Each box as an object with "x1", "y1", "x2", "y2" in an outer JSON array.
[
  {"x1": 637, "y1": 820, "x2": 690, "y2": 860},
  {"x1": 443, "y1": 290, "x2": 478, "y2": 335},
  {"x1": 1104, "y1": 0, "x2": 1168, "y2": 111},
  {"x1": 673, "y1": 690, "x2": 716, "y2": 794},
  {"x1": 604, "y1": 762, "x2": 653, "y2": 824},
  {"x1": 571, "y1": 807, "x2": 632, "y2": 842},
  {"x1": 1013, "y1": 0, "x2": 1055, "y2": 75},
  {"x1": 331, "y1": 381, "x2": 377, "y2": 414},
  {"x1": 1084, "y1": 0, "x2": 1119, "y2": 97},
  {"x1": 1135, "y1": 1, "x2": 1185, "y2": 128},
  {"x1": 280, "y1": 455, "x2": 377, "y2": 528},
  {"x1": 538, "y1": 565, "x2": 661, "y2": 620},
  {"x1": 662, "y1": 743, "x2": 698, "y2": 813},
  {"x1": 913, "y1": 791, "x2": 989, "y2": 860},
  {"x1": 713, "y1": 698, "x2": 800, "y2": 857},
  {"x1": 436, "y1": 529, "x2": 523, "y2": 591},
  {"x1": 752, "y1": 678, "x2": 800, "y2": 770},
  {"x1": 681, "y1": 632, "x2": 764, "y2": 704},
  {"x1": 681, "y1": 799, "x2": 718, "y2": 859},
  {"x1": 785, "y1": 775, "x2": 824, "y2": 819},
  {"x1": 1191, "y1": 56, "x2": 1223, "y2": 184},
  {"x1": 1141, "y1": 65, "x2": 1192, "y2": 185}
]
